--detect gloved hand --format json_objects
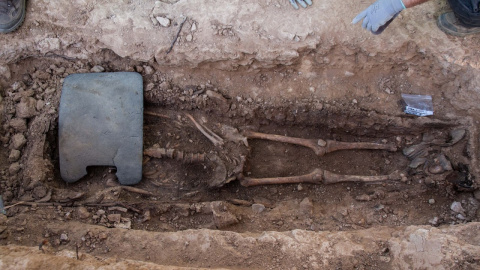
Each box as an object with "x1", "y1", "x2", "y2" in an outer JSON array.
[
  {"x1": 352, "y1": 0, "x2": 405, "y2": 34},
  {"x1": 290, "y1": 0, "x2": 312, "y2": 10}
]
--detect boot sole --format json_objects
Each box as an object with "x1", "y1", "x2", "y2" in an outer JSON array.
[
  {"x1": 0, "y1": 0, "x2": 26, "y2": 34},
  {"x1": 437, "y1": 13, "x2": 480, "y2": 37}
]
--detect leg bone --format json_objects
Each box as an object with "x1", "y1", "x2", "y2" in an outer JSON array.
[
  {"x1": 243, "y1": 130, "x2": 397, "y2": 156},
  {"x1": 239, "y1": 169, "x2": 401, "y2": 187}
]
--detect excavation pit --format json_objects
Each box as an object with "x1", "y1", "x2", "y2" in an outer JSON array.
[{"x1": 1, "y1": 55, "x2": 478, "y2": 236}]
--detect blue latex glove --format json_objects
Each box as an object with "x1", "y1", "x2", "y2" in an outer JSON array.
[
  {"x1": 290, "y1": 0, "x2": 312, "y2": 9},
  {"x1": 352, "y1": 0, "x2": 405, "y2": 34}
]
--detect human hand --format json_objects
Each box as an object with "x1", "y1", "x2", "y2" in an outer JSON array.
[
  {"x1": 352, "y1": 0, "x2": 405, "y2": 34},
  {"x1": 289, "y1": 0, "x2": 312, "y2": 10}
]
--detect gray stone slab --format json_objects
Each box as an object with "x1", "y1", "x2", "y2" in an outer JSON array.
[{"x1": 59, "y1": 72, "x2": 143, "y2": 185}]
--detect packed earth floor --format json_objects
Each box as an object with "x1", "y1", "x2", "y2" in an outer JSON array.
[{"x1": 1, "y1": 0, "x2": 480, "y2": 269}]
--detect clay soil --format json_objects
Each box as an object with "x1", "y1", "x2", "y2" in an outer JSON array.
[{"x1": 1, "y1": 0, "x2": 480, "y2": 269}]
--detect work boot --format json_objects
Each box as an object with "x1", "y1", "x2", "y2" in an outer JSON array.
[
  {"x1": 437, "y1": 11, "x2": 480, "y2": 36},
  {"x1": 0, "y1": 0, "x2": 26, "y2": 33}
]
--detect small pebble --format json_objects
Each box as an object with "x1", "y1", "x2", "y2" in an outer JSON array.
[
  {"x1": 450, "y1": 201, "x2": 465, "y2": 213},
  {"x1": 429, "y1": 165, "x2": 444, "y2": 174},
  {"x1": 428, "y1": 199, "x2": 435, "y2": 205},
  {"x1": 91, "y1": 66, "x2": 105, "y2": 73},
  {"x1": 60, "y1": 233, "x2": 69, "y2": 241},
  {"x1": 156, "y1": 16, "x2": 171, "y2": 27}
]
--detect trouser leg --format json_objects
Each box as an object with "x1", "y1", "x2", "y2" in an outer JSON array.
[{"x1": 448, "y1": 0, "x2": 480, "y2": 26}]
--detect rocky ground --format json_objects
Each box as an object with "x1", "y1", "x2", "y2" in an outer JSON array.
[{"x1": 0, "y1": 0, "x2": 480, "y2": 269}]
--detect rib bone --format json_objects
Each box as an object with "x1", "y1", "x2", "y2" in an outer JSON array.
[
  {"x1": 239, "y1": 169, "x2": 402, "y2": 187},
  {"x1": 186, "y1": 113, "x2": 224, "y2": 147},
  {"x1": 243, "y1": 130, "x2": 397, "y2": 156}
]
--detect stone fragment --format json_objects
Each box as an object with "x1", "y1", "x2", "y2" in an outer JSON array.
[
  {"x1": 186, "y1": 34, "x2": 193, "y2": 42},
  {"x1": 37, "y1": 38, "x2": 60, "y2": 52},
  {"x1": 156, "y1": 16, "x2": 170, "y2": 27},
  {"x1": 252, "y1": 204, "x2": 265, "y2": 214},
  {"x1": 36, "y1": 100, "x2": 45, "y2": 111},
  {"x1": 60, "y1": 233, "x2": 69, "y2": 242},
  {"x1": 429, "y1": 165, "x2": 444, "y2": 174},
  {"x1": 299, "y1": 198, "x2": 313, "y2": 215},
  {"x1": 191, "y1": 22, "x2": 197, "y2": 31},
  {"x1": 159, "y1": 81, "x2": 169, "y2": 91},
  {"x1": 16, "y1": 97, "x2": 37, "y2": 118},
  {"x1": 428, "y1": 199, "x2": 435, "y2": 205},
  {"x1": 450, "y1": 201, "x2": 465, "y2": 214},
  {"x1": 11, "y1": 81, "x2": 24, "y2": 91},
  {"x1": 144, "y1": 66, "x2": 154, "y2": 75},
  {"x1": 228, "y1": 199, "x2": 252, "y2": 206},
  {"x1": 145, "y1": 83, "x2": 155, "y2": 92},
  {"x1": 98, "y1": 232, "x2": 108, "y2": 240},
  {"x1": 135, "y1": 66, "x2": 143, "y2": 73},
  {"x1": 8, "y1": 163, "x2": 21, "y2": 174},
  {"x1": 211, "y1": 201, "x2": 239, "y2": 229},
  {"x1": 91, "y1": 66, "x2": 105, "y2": 73},
  {"x1": 59, "y1": 72, "x2": 143, "y2": 185},
  {"x1": 107, "y1": 214, "x2": 121, "y2": 223},
  {"x1": 0, "y1": 65, "x2": 11, "y2": 80},
  {"x1": 114, "y1": 219, "x2": 131, "y2": 229},
  {"x1": 77, "y1": 207, "x2": 91, "y2": 219},
  {"x1": 141, "y1": 210, "x2": 151, "y2": 223},
  {"x1": 11, "y1": 133, "x2": 26, "y2": 150},
  {"x1": 345, "y1": 71, "x2": 354, "y2": 77},
  {"x1": 8, "y1": 150, "x2": 21, "y2": 162},
  {"x1": 429, "y1": 217, "x2": 438, "y2": 225},
  {"x1": 33, "y1": 186, "x2": 48, "y2": 199}
]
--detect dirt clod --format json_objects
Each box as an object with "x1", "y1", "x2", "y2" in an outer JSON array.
[
  {"x1": 107, "y1": 214, "x2": 121, "y2": 223},
  {"x1": 10, "y1": 134, "x2": 26, "y2": 150},
  {"x1": 77, "y1": 207, "x2": 91, "y2": 219},
  {"x1": 16, "y1": 97, "x2": 37, "y2": 119}
]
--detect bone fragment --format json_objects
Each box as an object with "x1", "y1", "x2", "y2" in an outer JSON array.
[
  {"x1": 186, "y1": 113, "x2": 224, "y2": 146},
  {"x1": 121, "y1": 186, "x2": 154, "y2": 196}
]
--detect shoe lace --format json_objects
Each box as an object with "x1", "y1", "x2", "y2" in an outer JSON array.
[{"x1": 0, "y1": 0, "x2": 16, "y2": 13}]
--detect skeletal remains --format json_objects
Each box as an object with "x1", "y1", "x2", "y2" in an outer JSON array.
[{"x1": 144, "y1": 110, "x2": 466, "y2": 188}]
